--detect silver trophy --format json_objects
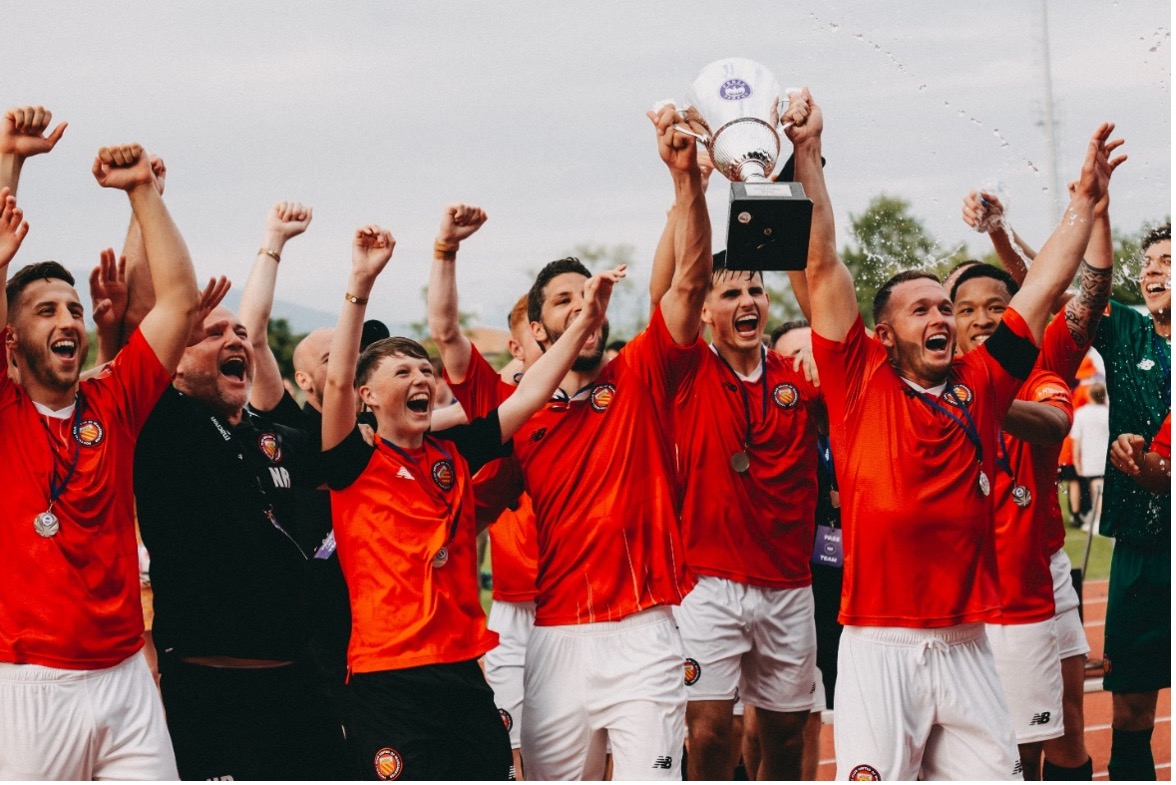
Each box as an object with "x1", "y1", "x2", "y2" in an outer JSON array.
[{"x1": 666, "y1": 58, "x2": 813, "y2": 271}]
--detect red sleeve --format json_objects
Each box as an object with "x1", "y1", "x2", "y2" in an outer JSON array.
[
  {"x1": 1025, "y1": 369, "x2": 1074, "y2": 421},
  {"x1": 810, "y1": 315, "x2": 886, "y2": 426},
  {"x1": 971, "y1": 306, "x2": 1037, "y2": 419},
  {"x1": 85, "y1": 327, "x2": 171, "y2": 434},
  {"x1": 615, "y1": 305, "x2": 703, "y2": 402},
  {"x1": 472, "y1": 455, "x2": 525, "y2": 525},
  {"x1": 1039, "y1": 307, "x2": 1086, "y2": 384},
  {"x1": 1152, "y1": 414, "x2": 1172, "y2": 460},
  {"x1": 446, "y1": 345, "x2": 513, "y2": 419}
]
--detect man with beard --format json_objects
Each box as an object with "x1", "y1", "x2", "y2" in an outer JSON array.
[
  {"x1": 495, "y1": 105, "x2": 711, "y2": 781},
  {"x1": 798, "y1": 82, "x2": 1120, "y2": 779},
  {"x1": 0, "y1": 120, "x2": 198, "y2": 777},
  {"x1": 132, "y1": 200, "x2": 349, "y2": 779}
]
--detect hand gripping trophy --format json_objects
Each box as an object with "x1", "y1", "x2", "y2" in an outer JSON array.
[{"x1": 658, "y1": 58, "x2": 813, "y2": 271}]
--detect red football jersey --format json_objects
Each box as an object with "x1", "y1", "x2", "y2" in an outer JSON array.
[
  {"x1": 675, "y1": 345, "x2": 821, "y2": 588},
  {"x1": 447, "y1": 348, "x2": 538, "y2": 603},
  {"x1": 0, "y1": 329, "x2": 169, "y2": 668},
  {"x1": 991, "y1": 370, "x2": 1072, "y2": 623},
  {"x1": 329, "y1": 430, "x2": 498, "y2": 673},
  {"x1": 511, "y1": 307, "x2": 697, "y2": 626},
  {"x1": 812, "y1": 310, "x2": 1033, "y2": 628}
]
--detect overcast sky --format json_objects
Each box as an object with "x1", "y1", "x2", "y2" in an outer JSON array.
[{"x1": 3, "y1": 1, "x2": 1170, "y2": 332}]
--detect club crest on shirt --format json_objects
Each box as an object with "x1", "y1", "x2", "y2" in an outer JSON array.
[
  {"x1": 258, "y1": 432, "x2": 282, "y2": 463},
  {"x1": 74, "y1": 419, "x2": 104, "y2": 447},
  {"x1": 373, "y1": 747, "x2": 404, "y2": 780},
  {"x1": 590, "y1": 383, "x2": 616, "y2": 412},
  {"x1": 499, "y1": 708, "x2": 513, "y2": 732},
  {"x1": 947, "y1": 383, "x2": 973, "y2": 407},
  {"x1": 849, "y1": 763, "x2": 882, "y2": 781},
  {"x1": 683, "y1": 657, "x2": 701, "y2": 686},
  {"x1": 772, "y1": 383, "x2": 800, "y2": 409},
  {"x1": 432, "y1": 459, "x2": 454, "y2": 491}
]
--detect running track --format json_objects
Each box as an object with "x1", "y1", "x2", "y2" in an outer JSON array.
[{"x1": 813, "y1": 579, "x2": 1172, "y2": 780}]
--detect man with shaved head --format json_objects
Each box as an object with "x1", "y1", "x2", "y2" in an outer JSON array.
[{"x1": 293, "y1": 326, "x2": 334, "y2": 411}]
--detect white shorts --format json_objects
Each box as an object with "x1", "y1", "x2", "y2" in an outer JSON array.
[
  {"x1": 674, "y1": 576, "x2": 818, "y2": 712},
  {"x1": 0, "y1": 652, "x2": 178, "y2": 780},
  {"x1": 833, "y1": 624, "x2": 1020, "y2": 781},
  {"x1": 1050, "y1": 548, "x2": 1091, "y2": 659},
  {"x1": 485, "y1": 599, "x2": 535, "y2": 749},
  {"x1": 986, "y1": 619, "x2": 1065, "y2": 744},
  {"x1": 812, "y1": 666, "x2": 827, "y2": 713},
  {"x1": 522, "y1": 606, "x2": 685, "y2": 780}
]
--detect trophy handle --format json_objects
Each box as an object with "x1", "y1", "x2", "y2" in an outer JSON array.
[
  {"x1": 650, "y1": 99, "x2": 712, "y2": 146},
  {"x1": 777, "y1": 88, "x2": 803, "y2": 131}
]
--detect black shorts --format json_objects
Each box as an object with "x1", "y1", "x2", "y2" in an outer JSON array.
[
  {"x1": 159, "y1": 657, "x2": 353, "y2": 780},
  {"x1": 346, "y1": 659, "x2": 512, "y2": 781}
]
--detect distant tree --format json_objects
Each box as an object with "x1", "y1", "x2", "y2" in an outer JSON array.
[
  {"x1": 267, "y1": 317, "x2": 305, "y2": 382},
  {"x1": 841, "y1": 194, "x2": 970, "y2": 326},
  {"x1": 568, "y1": 243, "x2": 643, "y2": 342}
]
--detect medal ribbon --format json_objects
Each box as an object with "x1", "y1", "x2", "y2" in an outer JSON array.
[
  {"x1": 382, "y1": 436, "x2": 461, "y2": 545},
  {"x1": 909, "y1": 384, "x2": 985, "y2": 467},
  {"x1": 715, "y1": 346, "x2": 769, "y2": 454},
  {"x1": 37, "y1": 392, "x2": 87, "y2": 512}
]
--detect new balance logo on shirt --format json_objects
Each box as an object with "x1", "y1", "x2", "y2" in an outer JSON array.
[{"x1": 651, "y1": 756, "x2": 673, "y2": 769}]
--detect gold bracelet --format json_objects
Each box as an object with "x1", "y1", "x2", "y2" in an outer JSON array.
[
  {"x1": 344, "y1": 292, "x2": 369, "y2": 305},
  {"x1": 258, "y1": 247, "x2": 281, "y2": 263},
  {"x1": 433, "y1": 239, "x2": 460, "y2": 260}
]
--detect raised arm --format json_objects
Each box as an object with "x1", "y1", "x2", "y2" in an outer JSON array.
[
  {"x1": 121, "y1": 155, "x2": 166, "y2": 343},
  {"x1": 239, "y1": 201, "x2": 313, "y2": 410},
  {"x1": 0, "y1": 188, "x2": 29, "y2": 329},
  {"x1": 0, "y1": 106, "x2": 67, "y2": 195},
  {"x1": 648, "y1": 105, "x2": 711, "y2": 344},
  {"x1": 650, "y1": 149, "x2": 713, "y2": 310},
  {"x1": 322, "y1": 226, "x2": 395, "y2": 451},
  {"x1": 427, "y1": 203, "x2": 488, "y2": 383},
  {"x1": 962, "y1": 190, "x2": 1038, "y2": 286},
  {"x1": 1007, "y1": 124, "x2": 1125, "y2": 344},
  {"x1": 88, "y1": 248, "x2": 128, "y2": 366},
  {"x1": 789, "y1": 89, "x2": 855, "y2": 341},
  {"x1": 92, "y1": 144, "x2": 199, "y2": 373},
  {"x1": 1061, "y1": 171, "x2": 1118, "y2": 348},
  {"x1": 497, "y1": 265, "x2": 625, "y2": 440}
]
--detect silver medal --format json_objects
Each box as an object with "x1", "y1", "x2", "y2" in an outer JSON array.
[
  {"x1": 432, "y1": 546, "x2": 449, "y2": 568},
  {"x1": 34, "y1": 511, "x2": 60, "y2": 538},
  {"x1": 978, "y1": 470, "x2": 991, "y2": 497},
  {"x1": 1012, "y1": 485, "x2": 1032, "y2": 508},
  {"x1": 730, "y1": 451, "x2": 751, "y2": 473}
]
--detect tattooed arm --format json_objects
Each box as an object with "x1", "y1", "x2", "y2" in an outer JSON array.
[{"x1": 1062, "y1": 179, "x2": 1116, "y2": 347}]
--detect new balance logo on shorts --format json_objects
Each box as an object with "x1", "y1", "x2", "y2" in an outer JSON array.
[
  {"x1": 651, "y1": 755, "x2": 673, "y2": 769},
  {"x1": 1030, "y1": 711, "x2": 1052, "y2": 725}
]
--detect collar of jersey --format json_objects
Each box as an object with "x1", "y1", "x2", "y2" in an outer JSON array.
[
  {"x1": 710, "y1": 343, "x2": 764, "y2": 382},
  {"x1": 900, "y1": 376, "x2": 947, "y2": 397}
]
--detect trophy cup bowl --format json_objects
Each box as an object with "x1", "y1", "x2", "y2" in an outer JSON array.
[{"x1": 681, "y1": 58, "x2": 813, "y2": 271}]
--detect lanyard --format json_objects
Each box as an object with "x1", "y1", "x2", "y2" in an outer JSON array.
[
  {"x1": 37, "y1": 392, "x2": 86, "y2": 511},
  {"x1": 381, "y1": 436, "x2": 461, "y2": 544},
  {"x1": 911, "y1": 385, "x2": 984, "y2": 464},
  {"x1": 817, "y1": 433, "x2": 836, "y2": 488},
  {"x1": 715, "y1": 346, "x2": 769, "y2": 451}
]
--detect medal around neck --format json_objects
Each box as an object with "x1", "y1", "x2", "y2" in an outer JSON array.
[
  {"x1": 1012, "y1": 485, "x2": 1032, "y2": 508},
  {"x1": 730, "y1": 450, "x2": 751, "y2": 473},
  {"x1": 432, "y1": 547, "x2": 449, "y2": 568},
  {"x1": 978, "y1": 470, "x2": 991, "y2": 497},
  {"x1": 34, "y1": 511, "x2": 60, "y2": 538}
]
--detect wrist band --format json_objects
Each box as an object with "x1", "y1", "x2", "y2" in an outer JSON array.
[
  {"x1": 258, "y1": 247, "x2": 281, "y2": 263},
  {"x1": 344, "y1": 292, "x2": 369, "y2": 305},
  {"x1": 433, "y1": 239, "x2": 460, "y2": 260}
]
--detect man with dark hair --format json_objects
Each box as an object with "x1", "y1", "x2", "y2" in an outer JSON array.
[
  {"x1": 0, "y1": 123, "x2": 198, "y2": 779},
  {"x1": 321, "y1": 224, "x2": 622, "y2": 780},
  {"x1": 491, "y1": 107, "x2": 712, "y2": 780},
  {"x1": 797, "y1": 81, "x2": 1121, "y2": 778},
  {"x1": 1093, "y1": 222, "x2": 1171, "y2": 780}
]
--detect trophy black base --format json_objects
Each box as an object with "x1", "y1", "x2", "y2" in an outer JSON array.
[{"x1": 724, "y1": 182, "x2": 813, "y2": 271}]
